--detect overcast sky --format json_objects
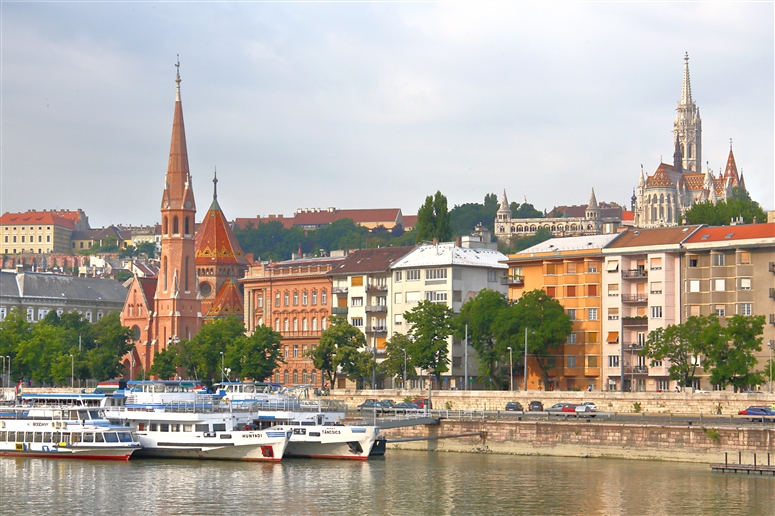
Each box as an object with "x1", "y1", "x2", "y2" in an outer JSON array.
[{"x1": 2, "y1": 2, "x2": 773, "y2": 228}]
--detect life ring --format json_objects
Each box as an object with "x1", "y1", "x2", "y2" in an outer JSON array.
[{"x1": 223, "y1": 397, "x2": 230, "y2": 404}]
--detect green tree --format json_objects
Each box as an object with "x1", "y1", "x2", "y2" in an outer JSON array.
[
  {"x1": 177, "y1": 316, "x2": 246, "y2": 381},
  {"x1": 404, "y1": 300, "x2": 454, "y2": 380},
  {"x1": 377, "y1": 333, "x2": 415, "y2": 386},
  {"x1": 455, "y1": 289, "x2": 511, "y2": 386},
  {"x1": 685, "y1": 187, "x2": 767, "y2": 225},
  {"x1": 642, "y1": 315, "x2": 718, "y2": 387},
  {"x1": 149, "y1": 346, "x2": 179, "y2": 379},
  {"x1": 499, "y1": 227, "x2": 553, "y2": 254},
  {"x1": 0, "y1": 309, "x2": 32, "y2": 382},
  {"x1": 308, "y1": 316, "x2": 367, "y2": 388},
  {"x1": 499, "y1": 289, "x2": 572, "y2": 389},
  {"x1": 449, "y1": 194, "x2": 500, "y2": 237},
  {"x1": 88, "y1": 312, "x2": 133, "y2": 381},
  {"x1": 414, "y1": 191, "x2": 452, "y2": 243},
  {"x1": 225, "y1": 325, "x2": 284, "y2": 381},
  {"x1": 510, "y1": 201, "x2": 543, "y2": 219},
  {"x1": 704, "y1": 315, "x2": 765, "y2": 390}
]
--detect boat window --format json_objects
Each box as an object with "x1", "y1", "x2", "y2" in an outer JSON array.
[
  {"x1": 138, "y1": 423, "x2": 145, "y2": 431},
  {"x1": 301, "y1": 422, "x2": 315, "y2": 426},
  {"x1": 52, "y1": 432, "x2": 61, "y2": 443},
  {"x1": 61, "y1": 433, "x2": 71, "y2": 444},
  {"x1": 78, "y1": 410, "x2": 89, "y2": 420},
  {"x1": 89, "y1": 411, "x2": 100, "y2": 420},
  {"x1": 25, "y1": 432, "x2": 35, "y2": 443},
  {"x1": 0, "y1": 431, "x2": 6, "y2": 441},
  {"x1": 104, "y1": 432, "x2": 119, "y2": 443},
  {"x1": 245, "y1": 385, "x2": 255, "y2": 393},
  {"x1": 149, "y1": 424, "x2": 158, "y2": 431},
  {"x1": 94, "y1": 433, "x2": 104, "y2": 443},
  {"x1": 7, "y1": 432, "x2": 16, "y2": 442},
  {"x1": 34, "y1": 432, "x2": 43, "y2": 443},
  {"x1": 213, "y1": 424, "x2": 226, "y2": 432},
  {"x1": 195, "y1": 424, "x2": 209, "y2": 432},
  {"x1": 43, "y1": 432, "x2": 52, "y2": 443},
  {"x1": 83, "y1": 433, "x2": 94, "y2": 443},
  {"x1": 171, "y1": 424, "x2": 180, "y2": 432},
  {"x1": 118, "y1": 432, "x2": 132, "y2": 443},
  {"x1": 70, "y1": 410, "x2": 79, "y2": 420},
  {"x1": 71, "y1": 433, "x2": 81, "y2": 443},
  {"x1": 160, "y1": 424, "x2": 169, "y2": 432},
  {"x1": 183, "y1": 424, "x2": 193, "y2": 432}
]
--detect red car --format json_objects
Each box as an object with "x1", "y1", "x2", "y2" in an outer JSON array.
[{"x1": 413, "y1": 397, "x2": 432, "y2": 409}]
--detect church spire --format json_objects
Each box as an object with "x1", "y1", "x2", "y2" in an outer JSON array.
[
  {"x1": 175, "y1": 55, "x2": 181, "y2": 102},
  {"x1": 209, "y1": 168, "x2": 221, "y2": 211},
  {"x1": 680, "y1": 52, "x2": 692, "y2": 105}
]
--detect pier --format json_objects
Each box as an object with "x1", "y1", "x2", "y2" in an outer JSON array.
[{"x1": 711, "y1": 452, "x2": 775, "y2": 475}]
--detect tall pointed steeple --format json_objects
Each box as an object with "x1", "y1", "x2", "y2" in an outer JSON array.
[
  {"x1": 497, "y1": 189, "x2": 512, "y2": 221},
  {"x1": 154, "y1": 57, "x2": 201, "y2": 349},
  {"x1": 673, "y1": 52, "x2": 702, "y2": 172},
  {"x1": 722, "y1": 139, "x2": 741, "y2": 187}
]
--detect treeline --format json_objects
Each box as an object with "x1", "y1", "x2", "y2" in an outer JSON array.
[
  {"x1": 235, "y1": 192, "x2": 546, "y2": 262},
  {"x1": 0, "y1": 310, "x2": 132, "y2": 386}
]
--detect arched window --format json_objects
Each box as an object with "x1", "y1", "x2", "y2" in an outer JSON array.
[
  {"x1": 185, "y1": 217, "x2": 190, "y2": 235},
  {"x1": 284, "y1": 370, "x2": 289, "y2": 384},
  {"x1": 293, "y1": 370, "x2": 298, "y2": 384},
  {"x1": 293, "y1": 318, "x2": 298, "y2": 331},
  {"x1": 185, "y1": 257, "x2": 189, "y2": 292},
  {"x1": 302, "y1": 318, "x2": 308, "y2": 331},
  {"x1": 688, "y1": 144, "x2": 693, "y2": 159},
  {"x1": 667, "y1": 194, "x2": 671, "y2": 204},
  {"x1": 311, "y1": 371, "x2": 317, "y2": 385},
  {"x1": 284, "y1": 319, "x2": 289, "y2": 332},
  {"x1": 321, "y1": 317, "x2": 327, "y2": 330},
  {"x1": 312, "y1": 318, "x2": 318, "y2": 331},
  {"x1": 173, "y1": 216, "x2": 179, "y2": 234},
  {"x1": 274, "y1": 318, "x2": 280, "y2": 331},
  {"x1": 302, "y1": 370, "x2": 308, "y2": 383},
  {"x1": 163, "y1": 217, "x2": 168, "y2": 234},
  {"x1": 163, "y1": 257, "x2": 168, "y2": 292},
  {"x1": 660, "y1": 194, "x2": 664, "y2": 204}
]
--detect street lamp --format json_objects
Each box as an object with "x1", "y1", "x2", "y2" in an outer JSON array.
[
  {"x1": 69, "y1": 354, "x2": 74, "y2": 389},
  {"x1": 6, "y1": 356, "x2": 10, "y2": 393},
  {"x1": 507, "y1": 346, "x2": 513, "y2": 392},
  {"x1": 768, "y1": 341, "x2": 773, "y2": 394},
  {"x1": 401, "y1": 348, "x2": 407, "y2": 388},
  {"x1": 130, "y1": 353, "x2": 135, "y2": 381},
  {"x1": 523, "y1": 328, "x2": 529, "y2": 391},
  {"x1": 220, "y1": 352, "x2": 225, "y2": 383},
  {"x1": 142, "y1": 353, "x2": 146, "y2": 381}
]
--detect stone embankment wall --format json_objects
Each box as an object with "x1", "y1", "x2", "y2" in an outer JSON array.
[
  {"x1": 333, "y1": 389, "x2": 775, "y2": 415},
  {"x1": 382, "y1": 419, "x2": 775, "y2": 464}
]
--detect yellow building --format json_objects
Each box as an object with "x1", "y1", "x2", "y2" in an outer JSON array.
[
  {"x1": 504, "y1": 233, "x2": 621, "y2": 391},
  {"x1": 0, "y1": 211, "x2": 78, "y2": 255}
]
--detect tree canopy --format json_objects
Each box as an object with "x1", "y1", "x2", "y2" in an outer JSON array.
[
  {"x1": 414, "y1": 191, "x2": 453, "y2": 243},
  {"x1": 403, "y1": 300, "x2": 454, "y2": 379},
  {"x1": 455, "y1": 289, "x2": 512, "y2": 386},
  {"x1": 308, "y1": 316, "x2": 370, "y2": 388},
  {"x1": 684, "y1": 187, "x2": 767, "y2": 226}
]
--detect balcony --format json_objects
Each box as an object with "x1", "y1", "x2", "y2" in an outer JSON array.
[
  {"x1": 624, "y1": 343, "x2": 645, "y2": 352},
  {"x1": 365, "y1": 305, "x2": 388, "y2": 313},
  {"x1": 365, "y1": 326, "x2": 388, "y2": 334},
  {"x1": 333, "y1": 287, "x2": 348, "y2": 295},
  {"x1": 769, "y1": 288, "x2": 775, "y2": 299},
  {"x1": 621, "y1": 294, "x2": 648, "y2": 304},
  {"x1": 331, "y1": 306, "x2": 349, "y2": 316},
  {"x1": 366, "y1": 284, "x2": 388, "y2": 293},
  {"x1": 622, "y1": 269, "x2": 648, "y2": 279},
  {"x1": 622, "y1": 316, "x2": 648, "y2": 328},
  {"x1": 280, "y1": 330, "x2": 322, "y2": 339},
  {"x1": 500, "y1": 275, "x2": 525, "y2": 286},
  {"x1": 625, "y1": 366, "x2": 649, "y2": 375}
]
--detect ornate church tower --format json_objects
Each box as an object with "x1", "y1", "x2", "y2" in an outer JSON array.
[
  {"x1": 154, "y1": 60, "x2": 201, "y2": 348},
  {"x1": 673, "y1": 52, "x2": 702, "y2": 172}
]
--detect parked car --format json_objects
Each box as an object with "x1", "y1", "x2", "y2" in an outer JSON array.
[
  {"x1": 528, "y1": 400, "x2": 544, "y2": 412},
  {"x1": 575, "y1": 402, "x2": 597, "y2": 416},
  {"x1": 391, "y1": 402, "x2": 421, "y2": 414},
  {"x1": 413, "y1": 397, "x2": 432, "y2": 409},
  {"x1": 505, "y1": 401, "x2": 524, "y2": 411},
  {"x1": 578, "y1": 401, "x2": 597, "y2": 411},
  {"x1": 357, "y1": 399, "x2": 383, "y2": 413},
  {"x1": 547, "y1": 403, "x2": 578, "y2": 415},
  {"x1": 379, "y1": 399, "x2": 395, "y2": 410},
  {"x1": 737, "y1": 406, "x2": 775, "y2": 422}
]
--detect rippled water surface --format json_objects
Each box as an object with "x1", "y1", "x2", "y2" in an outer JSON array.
[{"x1": 1, "y1": 451, "x2": 773, "y2": 515}]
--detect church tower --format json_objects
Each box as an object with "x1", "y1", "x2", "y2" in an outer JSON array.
[
  {"x1": 154, "y1": 59, "x2": 201, "y2": 348},
  {"x1": 673, "y1": 52, "x2": 702, "y2": 172}
]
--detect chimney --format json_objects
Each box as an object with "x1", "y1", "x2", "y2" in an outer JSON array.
[
  {"x1": 432, "y1": 238, "x2": 439, "y2": 246},
  {"x1": 455, "y1": 236, "x2": 462, "y2": 247}
]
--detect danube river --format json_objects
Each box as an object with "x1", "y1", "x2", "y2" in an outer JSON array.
[{"x1": 1, "y1": 451, "x2": 773, "y2": 515}]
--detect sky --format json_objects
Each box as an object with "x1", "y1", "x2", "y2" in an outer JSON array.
[{"x1": 1, "y1": 2, "x2": 773, "y2": 228}]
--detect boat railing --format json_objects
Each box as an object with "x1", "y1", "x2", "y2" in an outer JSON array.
[{"x1": 110, "y1": 397, "x2": 348, "y2": 415}]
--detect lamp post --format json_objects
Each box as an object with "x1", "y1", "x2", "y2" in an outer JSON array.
[
  {"x1": 69, "y1": 354, "x2": 74, "y2": 389},
  {"x1": 220, "y1": 352, "x2": 225, "y2": 383},
  {"x1": 401, "y1": 348, "x2": 407, "y2": 388},
  {"x1": 6, "y1": 356, "x2": 10, "y2": 393},
  {"x1": 130, "y1": 354, "x2": 135, "y2": 381},
  {"x1": 141, "y1": 353, "x2": 146, "y2": 381},
  {"x1": 768, "y1": 341, "x2": 773, "y2": 394},
  {"x1": 507, "y1": 346, "x2": 513, "y2": 391},
  {"x1": 1, "y1": 355, "x2": 5, "y2": 391},
  {"x1": 523, "y1": 327, "x2": 529, "y2": 391}
]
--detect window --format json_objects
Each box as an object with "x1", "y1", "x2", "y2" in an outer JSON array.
[
  {"x1": 293, "y1": 318, "x2": 298, "y2": 331},
  {"x1": 588, "y1": 285, "x2": 597, "y2": 296},
  {"x1": 275, "y1": 292, "x2": 281, "y2": 307},
  {"x1": 712, "y1": 254, "x2": 725, "y2": 267},
  {"x1": 406, "y1": 270, "x2": 420, "y2": 281},
  {"x1": 312, "y1": 291, "x2": 318, "y2": 305},
  {"x1": 568, "y1": 333, "x2": 577, "y2": 344},
  {"x1": 688, "y1": 280, "x2": 700, "y2": 293},
  {"x1": 689, "y1": 305, "x2": 700, "y2": 317},
  {"x1": 546, "y1": 286, "x2": 556, "y2": 297},
  {"x1": 395, "y1": 293, "x2": 402, "y2": 303},
  {"x1": 351, "y1": 317, "x2": 363, "y2": 327},
  {"x1": 452, "y1": 290, "x2": 462, "y2": 302},
  {"x1": 312, "y1": 318, "x2": 318, "y2": 331},
  {"x1": 293, "y1": 292, "x2": 299, "y2": 305},
  {"x1": 426, "y1": 269, "x2": 447, "y2": 280},
  {"x1": 566, "y1": 262, "x2": 577, "y2": 274},
  {"x1": 395, "y1": 314, "x2": 403, "y2": 325},
  {"x1": 650, "y1": 257, "x2": 662, "y2": 270},
  {"x1": 256, "y1": 294, "x2": 263, "y2": 308},
  {"x1": 587, "y1": 356, "x2": 598, "y2": 368},
  {"x1": 321, "y1": 290, "x2": 327, "y2": 305},
  {"x1": 405, "y1": 291, "x2": 420, "y2": 303},
  {"x1": 608, "y1": 308, "x2": 619, "y2": 320},
  {"x1": 606, "y1": 261, "x2": 619, "y2": 272},
  {"x1": 588, "y1": 308, "x2": 598, "y2": 321},
  {"x1": 588, "y1": 263, "x2": 598, "y2": 273},
  {"x1": 567, "y1": 285, "x2": 576, "y2": 297},
  {"x1": 714, "y1": 305, "x2": 725, "y2": 317},
  {"x1": 284, "y1": 292, "x2": 289, "y2": 306},
  {"x1": 691, "y1": 355, "x2": 701, "y2": 366},
  {"x1": 608, "y1": 355, "x2": 620, "y2": 368},
  {"x1": 394, "y1": 271, "x2": 402, "y2": 282},
  {"x1": 321, "y1": 317, "x2": 327, "y2": 330},
  {"x1": 714, "y1": 279, "x2": 725, "y2": 292},
  {"x1": 608, "y1": 284, "x2": 619, "y2": 296},
  {"x1": 650, "y1": 306, "x2": 662, "y2": 318},
  {"x1": 587, "y1": 332, "x2": 598, "y2": 343},
  {"x1": 487, "y1": 270, "x2": 497, "y2": 282},
  {"x1": 650, "y1": 281, "x2": 662, "y2": 294},
  {"x1": 566, "y1": 309, "x2": 577, "y2": 320},
  {"x1": 302, "y1": 291, "x2": 308, "y2": 305},
  {"x1": 351, "y1": 297, "x2": 363, "y2": 307},
  {"x1": 651, "y1": 360, "x2": 663, "y2": 368},
  {"x1": 284, "y1": 319, "x2": 289, "y2": 332},
  {"x1": 284, "y1": 347, "x2": 289, "y2": 358},
  {"x1": 739, "y1": 252, "x2": 751, "y2": 264},
  {"x1": 546, "y1": 263, "x2": 559, "y2": 275},
  {"x1": 739, "y1": 303, "x2": 752, "y2": 316},
  {"x1": 351, "y1": 276, "x2": 363, "y2": 287},
  {"x1": 425, "y1": 291, "x2": 447, "y2": 302},
  {"x1": 688, "y1": 255, "x2": 698, "y2": 268},
  {"x1": 567, "y1": 356, "x2": 577, "y2": 368},
  {"x1": 293, "y1": 345, "x2": 299, "y2": 358},
  {"x1": 740, "y1": 278, "x2": 751, "y2": 290}
]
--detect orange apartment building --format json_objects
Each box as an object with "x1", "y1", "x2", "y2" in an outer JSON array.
[
  {"x1": 504, "y1": 234, "x2": 621, "y2": 390},
  {"x1": 241, "y1": 254, "x2": 346, "y2": 387}
]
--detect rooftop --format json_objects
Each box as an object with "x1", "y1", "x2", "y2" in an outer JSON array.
[{"x1": 391, "y1": 242, "x2": 508, "y2": 269}]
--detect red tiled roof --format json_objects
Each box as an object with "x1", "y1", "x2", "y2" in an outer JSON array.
[
  {"x1": 402, "y1": 215, "x2": 417, "y2": 229},
  {"x1": 683, "y1": 173, "x2": 705, "y2": 191},
  {"x1": 266, "y1": 255, "x2": 347, "y2": 272},
  {"x1": 327, "y1": 246, "x2": 415, "y2": 276},
  {"x1": 293, "y1": 208, "x2": 401, "y2": 227},
  {"x1": 723, "y1": 149, "x2": 740, "y2": 185},
  {"x1": 606, "y1": 225, "x2": 702, "y2": 248},
  {"x1": 234, "y1": 216, "x2": 295, "y2": 230},
  {"x1": 621, "y1": 210, "x2": 635, "y2": 222},
  {"x1": 647, "y1": 164, "x2": 677, "y2": 187},
  {"x1": 0, "y1": 212, "x2": 76, "y2": 229},
  {"x1": 195, "y1": 201, "x2": 249, "y2": 266},
  {"x1": 205, "y1": 278, "x2": 244, "y2": 319},
  {"x1": 683, "y1": 223, "x2": 775, "y2": 243},
  {"x1": 137, "y1": 276, "x2": 158, "y2": 308}
]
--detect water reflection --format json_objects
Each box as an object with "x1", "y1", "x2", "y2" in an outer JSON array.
[{"x1": 1, "y1": 452, "x2": 772, "y2": 515}]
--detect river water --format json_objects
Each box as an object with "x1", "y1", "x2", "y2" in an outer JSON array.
[{"x1": 1, "y1": 451, "x2": 773, "y2": 515}]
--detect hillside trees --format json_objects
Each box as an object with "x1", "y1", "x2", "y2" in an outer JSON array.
[
  {"x1": 684, "y1": 187, "x2": 766, "y2": 225},
  {"x1": 414, "y1": 191, "x2": 452, "y2": 243}
]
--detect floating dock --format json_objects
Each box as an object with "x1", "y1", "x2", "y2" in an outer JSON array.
[{"x1": 711, "y1": 452, "x2": 775, "y2": 475}]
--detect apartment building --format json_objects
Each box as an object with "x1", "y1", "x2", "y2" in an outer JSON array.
[
  {"x1": 241, "y1": 255, "x2": 345, "y2": 387},
  {"x1": 0, "y1": 212, "x2": 77, "y2": 255},
  {"x1": 681, "y1": 223, "x2": 775, "y2": 390},
  {"x1": 504, "y1": 234, "x2": 621, "y2": 391},
  {"x1": 601, "y1": 226, "x2": 702, "y2": 392},
  {"x1": 390, "y1": 242, "x2": 508, "y2": 390}
]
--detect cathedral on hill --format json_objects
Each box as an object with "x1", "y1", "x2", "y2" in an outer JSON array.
[{"x1": 632, "y1": 53, "x2": 746, "y2": 228}]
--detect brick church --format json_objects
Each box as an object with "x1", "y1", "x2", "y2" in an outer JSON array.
[{"x1": 121, "y1": 63, "x2": 248, "y2": 377}]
